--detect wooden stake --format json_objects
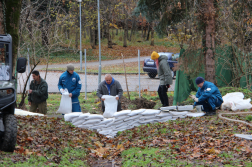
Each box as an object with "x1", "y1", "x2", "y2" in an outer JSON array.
[{"x1": 121, "y1": 53, "x2": 130, "y2": 100}]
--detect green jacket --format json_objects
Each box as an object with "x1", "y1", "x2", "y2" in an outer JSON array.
[
  {"x1": 158, "y1": 55, "x2": 173, "y2": 85},
  {"x1": 28, "y1": 77, "x2": 48, "y2": 103}
]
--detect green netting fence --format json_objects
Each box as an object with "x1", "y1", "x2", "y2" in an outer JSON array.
[{"x1": 173, "y1": 45, "x2": 252, "y2": 105}]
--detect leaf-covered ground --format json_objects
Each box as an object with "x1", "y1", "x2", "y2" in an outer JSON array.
[{"x1": 1, "y1": 110, "x2": 252, "y2": 167}]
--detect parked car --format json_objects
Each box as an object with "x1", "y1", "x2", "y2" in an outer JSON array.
[{"x1": 143, "y1": 52, "x2": 179, "y2": 79}]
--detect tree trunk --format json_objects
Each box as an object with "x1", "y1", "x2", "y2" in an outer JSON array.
[
  {"x1": 4, "y1": 0, "x2": 23, "y2": 74},
  {"x1": 203, "y1": 0, "x2": 216, "y2": 83},
  {"x1": 150, "y1": 22, "x2": 154, "y2": 46},
  {"x1": 123, "y1": 19, "x2": 127, "y2": 47},
  {"x1": 107, "y1": 23, "x2": 112, "y2": 48},
  {"x1": 146, "y1": 23, "x2": 150, "y2": 41},
  {"x1": 75, "y1": 27, "x2": 79, "y2": 50}
]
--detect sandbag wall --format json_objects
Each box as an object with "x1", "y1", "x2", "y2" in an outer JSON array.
[{"x1": 64, "y1": 108, "x2": 195, "y2": 138}]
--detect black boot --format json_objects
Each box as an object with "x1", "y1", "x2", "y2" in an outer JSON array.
[{"x1": 210, "y1": 109, "x2": 216, "y2": 116}]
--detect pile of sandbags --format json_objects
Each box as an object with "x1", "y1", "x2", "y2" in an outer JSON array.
[{"x1": 64, "y1": 106, "x2": 196, "y2": 138}]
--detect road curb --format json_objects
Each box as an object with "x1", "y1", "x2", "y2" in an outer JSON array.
[{"x1": 40, "y1": 69, "x2": 147, "y2": 75}]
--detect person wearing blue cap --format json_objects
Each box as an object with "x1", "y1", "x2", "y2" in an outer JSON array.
[{"x1": 190, "y1": 77, "x2": 223, "y2": 116}]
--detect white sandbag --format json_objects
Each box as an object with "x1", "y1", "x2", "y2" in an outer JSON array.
[
  {"x1": 113, "y1": 110, "x2": 131, "y2": 117},
  {"x1": 86, "y1": 114, "x2": 104, "y2": 120},
  {"x1": 101, "y1": 126, "x2": 115, "y2": 131},
  {"x1": 103, "y1": 120, "x2": 116, "y2": 127},
  {"x1": 77, "y1": 124, "x2": 93, "y2": 129},
  {"x1": 221, "y1": 92, "x2": 252, "y2": 111},
  {"x1": 172, "y1": 115, "x2": 187, "y2": 118},
  {"x1": 78, "y1": 113, "x2": 91, "y2": 119},
  {"x1": 235, "y1": 134, "x2": 252, "y2": 140},
  {"x1": 186, "y1": 112, "x2": 205, "y2": 117},
  {"x1": 160, "y1": 106, "x2": 177, "y2": 111},
  {"x1": 15, "y1": 109, "x2": 44, "y2": 116},
  {"x1": 138, "y1": 119, "x2": 156, "y2": 124},
  {"x1": 64, "y1": 112, "x2": 82, "y2": 122},
  {"x1": 115, "y1": 125, "x2": 129, "y2": 131},
  {"x1": 128, "y1": 109, "x2": 146, "y2": 116},
  {"x1": 102, "y1": 95, "x2": 118, "y2": 118},
  {"x1": 124, "y1": 115, "x2": 141, "y2": 121},
  {"x1": 139, "y1": 115, "x2": 158, "y2": 120},
  {"x1": 114, "y1": 115, "x2": 129, "y2": 120},
  {"x1": 157, "y1": 116, "x2": 173, "y2": 122},
  {"x1": 115, "y1": 122, "x2": 128, "y2": 128},
  {"x1": 156, "y1": 111, "x2": 172, "y2": 117},
  {"x1": 82, "y1": 119, "x2": 103, "y2": 125},
  {"x1": 141, "y1": 109, "x2": 161, "y2": 116},
  {"x1": 113, "y1": 119, "x2": 125, "y2": 125},
  {"x1": 72, "y1": 119, "x2": 85, "y2": 126},
  {"x1": 169, "y1": 111, "x2": 188, "y2": 116},
  {"x1": 57, "y1": 89, "x2": 72, "y2": 114},
  {"x1": 96, "y1": 118, "x2": 114, "y2": 125},
  {"x1": 99, "y1": 130, "x2": 113, "y2": 135}
]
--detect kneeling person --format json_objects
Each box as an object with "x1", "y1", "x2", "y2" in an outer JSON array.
[{"x1": 190, "y1": 77, "x2": 223, "y2": 116}]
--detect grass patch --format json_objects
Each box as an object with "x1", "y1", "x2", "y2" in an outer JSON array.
[{"x1": 122, "y1": 147, "x2": 196, "y2": 167}]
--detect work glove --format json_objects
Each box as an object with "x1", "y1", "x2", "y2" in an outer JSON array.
[
  {"x1": 194, "y1": 98, "x2": 199, "y2": 102},
  {"x1": 190, "y1": 95, "x2": 199, "y2": 102},
  {"x1": 190, "y1": 95, "x2": 196, "y2": 99},
  {"x1": 60, "y1": 88, "x2": 64, "y2": 94}
]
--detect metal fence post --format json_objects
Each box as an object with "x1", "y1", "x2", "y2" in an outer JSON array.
[
  {"x1": 138, "y1": 50, "x2": 141, "y2": 98},
  {"x1": 27, "y1": 48, "x2": 30, "y2": 91},
  {"x1": 79, "y1": 1, "x2": 82, "y2": 71},
  {"x1": 98, "y1": 0, "x2": 101, "y2": 84},
  {"x1": 84, "y1": 49, "x2": 87, "y2": 100}
]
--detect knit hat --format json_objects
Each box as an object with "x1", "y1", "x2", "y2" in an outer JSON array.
[
  {"x1": 67, "y1": 64, "x2": 74, "y2": 71},
  {"x1": 151, "y1": 51, "x2": 160, "y2": 60},
  {"x1": 195, "y1": 77, "x2": 204, "y2": 85}
]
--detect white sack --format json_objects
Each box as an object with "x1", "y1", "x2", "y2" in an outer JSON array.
[
  {"x1": 83, "y1": 119, "x2": 103, "y2": 125},
  {"x1": 186, "y1": 112, "x2": 205, "y2": 117},
  {"x1": 114, "y1": 115, "x2": 129, "y2": 120},
  {"x1": 169, "y1": 111, "x2": 188, "y2": 116},
  {"x1": 96, "y1": 118, "x2": 114, "y2": 125},
  {"x1": 141, "y1": 109, "x2": 161, "y2": 116},
  {"x1": 99, "y1": 130, "x2": 113, "y2": 135},
  {"x1": 235, "y1": 134, "x2": 252, "y2": 140},
  {"x1": 78, "y1": 124, "x2": 94, "y2": 129},
  {"x1": 72, "y1": 120, "x2": 85, "y2": 126},
  {"x1": 128, "y1": 109, "x2": 146, "y2": 116},
  {"x1": 138, "y1": 119, "x2": 156, "y2": 124},
  {"x1": 15, "y1": 109, "x2": 44, "y2": 116},
  {"x1": 156, "y1": 111, "x2": 172, "y2": 117},
  {"x1": 86, "y1": 114, "x2": 104, "y2": 120},
  {"x1": 57, "y1": 90, "x2": 72, "y2": 114},
  {"x1": 221, "y1": 92, "x2": 252, "y2": 111},
  {"x1": 113, "y1": 110, "x2": 131, "y2": 117},
  {"x1": 139, "y1": 115, "x2": 158, "y2": 120},
  {"x1": 157, "y1": 116, "x2": 173, "y2": 122},
  {"x1": 102, "y1": 95, "x2": 118, "y2": 118},
  {"x1": 124, "y1": 115, "x2": 141, "y2": 121},
  {"x1": 64, "y1": 112, "x2": 82, "y2": 122}
]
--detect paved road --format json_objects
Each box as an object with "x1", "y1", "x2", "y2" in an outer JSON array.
[
  {"x1": 18, "y1": 56, "x2": 176, "y2": 93},
  {"x1": 35, "y1": 56, "x2": 150, "y2": 70},
  {"x1": 17, "y1": 71, "x2": 176, "y2": 93}
]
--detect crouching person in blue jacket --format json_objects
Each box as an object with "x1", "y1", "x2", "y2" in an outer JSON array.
[
  {"x1": 190, "y1": 77, "x2": 223, "y2": 116},
  {"x1": 58, "y1": 64, "x2": 82, "y2": 112}
]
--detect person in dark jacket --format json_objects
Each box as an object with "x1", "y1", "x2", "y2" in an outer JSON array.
[
  {"x1": 97, "y1": 74, "x2": 123, "y2": 112},
  {"x1": 190, "y1": 77, "x2": 223, "y2": 116},
  {"x1": 58, "y1": 64, "x2": 82, "y2": 112},
  {"x1": 151, "y1": 51, "x2": 173, "y2": 107},
  {"x1": 28, "y1": 70, "x2": 48, "y2": 114}
]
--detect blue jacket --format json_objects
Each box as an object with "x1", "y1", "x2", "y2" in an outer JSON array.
[
  {"x1": 195, "y1": 81, "x2": 223, "y2": 108},
  {"x1": 58, "y1": 71, "x2": 82, "y2": 102}
]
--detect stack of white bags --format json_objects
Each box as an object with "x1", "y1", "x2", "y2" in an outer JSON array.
[{"x1": 64, "y1": 105, "x2": 203, "y2": 138}]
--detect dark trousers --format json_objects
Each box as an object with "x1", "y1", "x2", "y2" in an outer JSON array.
[
  {"x1": 102, "y1": 102, "x2": 122, "y2": 113},
  {"x1": 158, "y1": 85, "x2": 169, "y2": 107}
]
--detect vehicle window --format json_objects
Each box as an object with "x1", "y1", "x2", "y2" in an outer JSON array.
[{"x1": 0, "y1": 43, "x2": 10, "y2": 80}]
